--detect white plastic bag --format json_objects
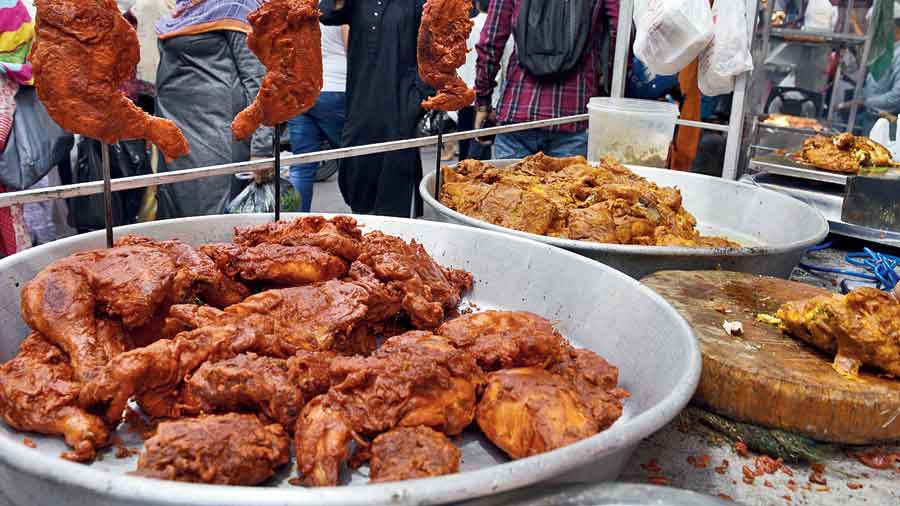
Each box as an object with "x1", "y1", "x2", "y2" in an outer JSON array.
[
  {"x1": 803, "y1": 0, "x2": 839, "y2": 32},
  {"x1": 698, "y1": 0, "x2": 754, "y2": 96},
  {"x1": 633, "y1": 0, "x2": 714, "y2": 76}
]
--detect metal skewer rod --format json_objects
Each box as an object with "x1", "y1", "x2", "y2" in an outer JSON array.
[
  {"x1": 101, "y1": 143, "x2": 113, "y2": 248},
  {"x1": 0, "y1": 114, "x2": 592, "y2": 209},
  {"x1": 273, "y1": 124, "x2": 282, "y2": 222},
  {"x1": 435, "y1": 114, "x2": 444, "y2": 207}
]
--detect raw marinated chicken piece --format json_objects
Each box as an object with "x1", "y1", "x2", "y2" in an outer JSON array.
[
  {"x1": 550, "y1": 347, "x2": 630, "y2": 431},
  {"x1": 437, "y1": 311, "x2": 569, "y2": 371},
  {"x1": 418, "y1": 0, "x2": 475, "y2": 111},
  {"x1": 476, "y1": 367, "x2": 598, "y2": 459},
  {"x1": 368, "y1": 426, "x2": 460, "y2": 483},
  {"x1": 32, "y1": 0, "x2": 189, "y2": 160},
  {"x1": 200, "y1": 242, "x2": 348, "y2": 286},
  {"x1": 0, "y1": 334, "x2": 109, "y2": 462},
  {"x1": 232, "y1": 0, "x2": 323, "y2": 139},
  {"x1": 349, "y1": 231, "x2": 473, "y2": 329},
  {"x1": 169, "y1": 280, "x2": 375, "y2": 356},
  {"x1": 178, "y1": 351, "x2": 336, "y2": 429},
  {"x1": 136, "y1": 413, "x2": 290, "y2": 485},
  {"x1": 21, "y1": 239, "x2": 243, "y2": 382},
  {"x1": 80, "y1": 321, "x2": 268, "y2": 424},
  {"x1": 233, "y1": 215, "x2": 362, "y2": 261},
  {"x1": 777, "y1": 287, "x2": 900, "y2": 378},
  {"x1": 294, "y1": 332, "x2": 483, "y2": 486}
]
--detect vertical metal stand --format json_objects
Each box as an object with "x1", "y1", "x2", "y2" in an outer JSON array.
[
  {"x1": 273, "y1": 124, "x2": 283, "y2": 222},
  {"x1": 101, "y1": 143, "x2": 113, "y2": 247},
  {"x1": 435, "y1": 114, "x2": 444, "y2": 205}
]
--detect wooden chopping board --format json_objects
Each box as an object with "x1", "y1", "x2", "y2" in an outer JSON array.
[{"x1": 642, "y1": 270, "x2": 900, "y2": 444}]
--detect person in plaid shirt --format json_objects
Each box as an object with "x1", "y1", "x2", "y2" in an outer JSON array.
[{"x1": 474, "y1": 0, "x2": 618, "y2": 158}]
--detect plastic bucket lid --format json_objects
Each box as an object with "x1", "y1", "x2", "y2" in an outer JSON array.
[{"x1": 588, "y1": 97, "x2": 679, "y2": 117}]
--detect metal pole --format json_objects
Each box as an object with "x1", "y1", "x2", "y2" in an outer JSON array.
[
  {"x1": 101, "y1": 143, "x2": 113, "y2": 247},
  {"x1": 610, "y1": 0, "x2": 633, "y2": 98},
  {"x1": 848, "y1": 8, "x2": 875, "y2": 132},
  {"x1": 273, "y1": 124, "x2": 282, "y2": 221},
  {"x1": 435, "y1": 114, "x2": 444, "y2": 208},
  {"x1": 721, "y1": 0, "x2": 759, "y2": 181}
]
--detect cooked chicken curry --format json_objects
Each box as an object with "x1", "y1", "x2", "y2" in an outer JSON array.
[{"x1": 439, "y1": 153, "x2": 739, "y2": 248}]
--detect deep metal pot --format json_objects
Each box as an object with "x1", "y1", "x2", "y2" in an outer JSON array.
[
  {"x1": 421, "y1": 160, "x2": 829, "y2": 279},
  {"x1": 0, "y1": 214, "x2": 700, "y2": 506}
]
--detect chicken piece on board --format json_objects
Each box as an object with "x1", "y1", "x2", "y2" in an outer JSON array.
[
  {"x1": 0, "y1": 334, "x2": 109, "y2": 462},
  {"x1": 32, "y1": 0, "x2": 188, "y2": 161},
  {"x1": 368, "y1": 426, "x2": 460, "y2": 483},
  {"x1": 200, "y1": 242, "x2": 348, "y2": 286},
  {"x1": 417, "y1": 0, "x2": 475, "y2": 111},
  {"x1": 777, "y1": 287, "x2": 900, "y2": 378},
  {"x1": 437, "y1": 311, "x2": 569, "y2": 371},
  {"x1": 233, "y1": 215, "x2": 362, "y2": 261},
  {"x1": 170, "y1": 281, "x2": 374, "y2": 356},
  {"x1": 476, "y1": 367, "x2": 597, "y2": 459},
  {"x1": 178, "y1": 351, "x2": 336, "y2": 429},
  {"x1": 349, "y1": 231, "x2": 473, "y2": 329},
  {"x1": 80, "y1": 321, "x2": 267, "y2": 424},
  {"x1": 294, "y1": 332, "x2": 483, "y2": 486},
  {"x1": 136, "y1": 413, "x2": 290, "y2": 485},
  {"x1": 232, "y1": 0, "x2": 322, "y2": 139}
]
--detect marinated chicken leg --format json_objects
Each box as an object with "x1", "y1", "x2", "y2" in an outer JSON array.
[
  {"x1": 0, "y1": 334, "x2": 109, "y2": 462},
  {"x1": 476, "y1": 367, "x2": 597, "y2": 459},
  {"x1": 137, "y1": 413, "x2": 290, "y2": 485},
  {"x1": 368, "y1": 426, "x2": 460, "y2": 483},
  {"x1": 200, "y1": 242, "x2": 348, "y2": 286},
  {"x1": 234, "y1": 215, "x2": 363, "y2": 261},
  {"x1": 437, "y1": 311, "x2": 569, "y2": 371},
  {"x1": 32, "y1": 0, "x2": 189, "y2": 161},
  {"x1": 80, "y1": 321, "x2": 268, "y2": 424},
  {"x1": 418, "y1": 0, "x2": 475, "y2": 111},
  {"x1": 232, "y1": 0, "x2": 323, "y2": 139},
  {"x1": 179, "y1": 351, "x2": 336, "y2": 428},
  {"x1": 294, "y1": 332, "x2": 483, "y2": 486}
]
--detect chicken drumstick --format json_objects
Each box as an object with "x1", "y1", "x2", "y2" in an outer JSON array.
[
  {"x1": 232, "y1": 0, "x2": 323, "y2": 139},
  {"x1": 32, "y1": 0, "x2": 189, "y2": 161}
]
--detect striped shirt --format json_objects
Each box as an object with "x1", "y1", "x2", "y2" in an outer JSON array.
[
  {"x1": 475, "y1": 0, "x2": 618, "y2": 132},
  {"x1": 156, "y1": 0, "x2": 260, "y2": 39}
]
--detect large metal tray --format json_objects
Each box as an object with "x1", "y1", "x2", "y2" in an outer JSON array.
[
  {"x1": 748, "y1": 155, "x2": 851, "y2": 185},
  {"x1": 0, "y1": 214, "x2": 701, "y2": 506},
  {"x1": 421, "y1": 161, "x2": 829, "y2": 279}
]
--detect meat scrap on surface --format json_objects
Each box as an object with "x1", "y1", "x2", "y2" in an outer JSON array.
[
  {"x1": 368, "y1": 426, "x2": 461, "y2": 483},
  {"x1": 294, "y1": 332, "x2": 483, "y2": 486},
  {"x1": 417, "y1": 0, "x2": 475, "y2": 111},
  {"x1": 232, "y1": 0, "x2": 322, "y2": 139},
  {"x1": 32, "y1": 0, "x2": 188, "y2": 160},
  {"x1": 0, "y1": 334, "x2": 109, "y2": 462},
  {"x1": 136, "y1": 413, "x2": 290, "y2": 485}
]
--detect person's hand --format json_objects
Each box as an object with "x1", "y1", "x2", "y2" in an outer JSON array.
[
  {"x1": 474, "y1": 107, "x2": 496, "y2": 146},
  {"x1": 771, "y1": 11, "x2": 786, "y2": 26},
  {"x1": 836, "y1": 100, "x2": 862, "y2": 111}
]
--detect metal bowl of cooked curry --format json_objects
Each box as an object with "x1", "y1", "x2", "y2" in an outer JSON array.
[{"x1": 421, "y1": 155, "x2": 829, "y2": 279}]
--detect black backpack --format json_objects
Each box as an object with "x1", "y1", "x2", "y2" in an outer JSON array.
[{"x1": 515, "y1": 0, "x2": 593, "y2": 81}]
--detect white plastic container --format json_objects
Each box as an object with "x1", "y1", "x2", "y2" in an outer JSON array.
[{"x1": 587, "y1": 98, "x2": 680, "y2": 167}]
